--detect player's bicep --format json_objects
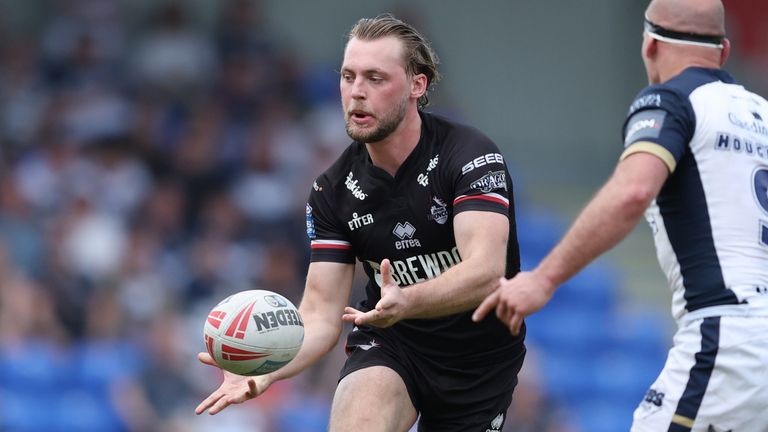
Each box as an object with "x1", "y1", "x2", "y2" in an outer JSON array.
[
  {"x1": 613, "y1": 151, "x2": 670, "y2": 199},
  {"x1": 453, "y1": 211, "x2": 508, "y2": 274}
]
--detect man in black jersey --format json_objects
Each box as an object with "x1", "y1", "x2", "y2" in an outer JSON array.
[{"x1": 196, "y1": 14, "x2": 525, "y2": 431}]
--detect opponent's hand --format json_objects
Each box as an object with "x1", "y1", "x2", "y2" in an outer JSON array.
[
  {"x1": 195, "y1": 352, "x2": 272, "y2": 415},
  {"x1": 342, "y1": 259, "x2": 405, "y2": 328},
  {"x1": 472, "y1": 271, "x2": 555, "y2": 335}
]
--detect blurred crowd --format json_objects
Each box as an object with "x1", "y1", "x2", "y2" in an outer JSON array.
[{"x1": 0, "y1": 0, "x2": 357, "y2": 430}]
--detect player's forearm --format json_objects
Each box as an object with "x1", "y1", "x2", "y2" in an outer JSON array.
[
  {"x1": 402, "y1": 252, "x2": 505, "y2": 319},
  {"x1": 536, "y1": 174, "x2": 653, "y2": 290},
  {"x1": 266, "y1": 314, "x2": 340, "y2": 383}
]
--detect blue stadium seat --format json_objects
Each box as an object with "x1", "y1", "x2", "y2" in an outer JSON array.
[
  {"x1": 574, "y1": 396, "x2": 636, "y2": 432},
  {"x1": 276, "y1": 395, "x2": 331, "y2": 432}
]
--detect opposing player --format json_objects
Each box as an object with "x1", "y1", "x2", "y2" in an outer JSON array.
[
  {"x1": 196, "y1": 14, "x2": 526, "y2": 431},
  {"x1": 474, "y1": 0, "x2": 768, "y2": 430}
]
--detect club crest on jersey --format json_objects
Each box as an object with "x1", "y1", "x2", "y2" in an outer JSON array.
[
  {"x1": 392, "y1": 221, "x2": 421, "y2": 250},
  {"x1": 417, "y1": 154, "x2": 439, "y2": 187},
  {"x1": 429, "y1": 197, "x2": 448, "y2": 224},
  {"x1": 345, "y1": 171, "x2": 367, "y2": 200},
  {"x1": 348, "y1": 212, "x2": 374, "y2": 231},
  {"x1": 471, "y1": 170, "x2": 507, "y2": 193}
]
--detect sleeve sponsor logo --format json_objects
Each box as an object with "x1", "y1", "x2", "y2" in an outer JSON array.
[
  {"x1": 628, "y1": 93, "x2": 662, "y2": 115},
  {"x1": 470, "y1": 170, "x2": 507, "y2": 193},
  {"x1": 461, "y1": 152, "x2": 504, "y2": 175},
  {"x1": 624, "y1": 109, "x2": 665, "y2": 147},
  {"x1": 305, "y1": 204, "x2": 316, "y2": 239},
  {"x1": 312, "y1": 180, "x2": 323, "y2": 192}
]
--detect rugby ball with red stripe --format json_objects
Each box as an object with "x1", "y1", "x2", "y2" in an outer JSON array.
[{"x1": 203, "y1": 290, "x2": 304, "y2": 375}]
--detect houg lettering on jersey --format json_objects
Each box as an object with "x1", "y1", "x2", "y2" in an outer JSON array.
[
  {"x1": 365, "y1": 246, "x2": 462, "y2": 286},
  {"x1": 252, "y1": 309, "x2": 304, "y2": 332}
]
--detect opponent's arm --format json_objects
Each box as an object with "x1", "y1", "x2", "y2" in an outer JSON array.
[
  {"x1": 473, "y1": 152, "x2": 670, "y2": 333},
  {"x1": 343, "y1": 209, "x2": 508, "y2": 326},
  {"x1": 197, "y1": 261, "x2": 354, "y2": 414}
]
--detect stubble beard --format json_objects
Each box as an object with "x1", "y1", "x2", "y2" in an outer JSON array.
[{"x1": 345, "y1": 95, "x2": 408, "y2": 144}]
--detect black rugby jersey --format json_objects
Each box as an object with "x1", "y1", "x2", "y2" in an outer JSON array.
[{"x1": 305, "y1": 111, "x2": 523, "y2": 360}]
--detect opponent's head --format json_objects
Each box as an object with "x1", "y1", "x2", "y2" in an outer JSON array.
[
  {"x1": 641, "y1": 0, "x2": 729, "y2": 84},
  {"x1": 340, "y1": 14, "x2": 440, "y2": 143}
]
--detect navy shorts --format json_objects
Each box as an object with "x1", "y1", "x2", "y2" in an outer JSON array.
[{"x1": 339, "y1": 324, "x2": 526, "y2": 432}]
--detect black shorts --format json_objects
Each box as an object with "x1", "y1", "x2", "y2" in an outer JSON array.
[{"x1": 339, "y1": 325, "x2": 526, "y2": 432}]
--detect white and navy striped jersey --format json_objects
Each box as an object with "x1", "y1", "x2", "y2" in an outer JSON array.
[
  {"x1": 621, "y1": 67, "x2": 768, "y2": 321},
  {"x1": 305, "y1": 111, "x2": 523, "y2": 360}
]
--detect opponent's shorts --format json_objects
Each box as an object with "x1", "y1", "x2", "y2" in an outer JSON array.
[
  {"x1": 339, "y1": 324, "x2": 526, "y2": 432},
  {"x1": 632, "y1": 315, "x2": 768, "y2": 432}
]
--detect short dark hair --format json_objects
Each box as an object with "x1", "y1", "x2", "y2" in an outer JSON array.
[{"x1": 348, "y1": 14, "x2": 441, "y2": 109}]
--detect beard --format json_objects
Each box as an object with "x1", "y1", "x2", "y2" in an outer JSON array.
[{"x1": 344, "y1": 94, "x2": 408, "y2": 143}]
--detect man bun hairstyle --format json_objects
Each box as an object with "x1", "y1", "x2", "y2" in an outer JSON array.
[{"x1": 348, "y1": 13, "x2": 441, "y2": 109}]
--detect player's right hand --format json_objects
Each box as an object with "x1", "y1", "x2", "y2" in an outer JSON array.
[
  {"x1": 472, "y1": 271, "x2": 555, "y2": 335},
  {"x1": 195, "y1": 352, "x2": 271, "y2": 415}
]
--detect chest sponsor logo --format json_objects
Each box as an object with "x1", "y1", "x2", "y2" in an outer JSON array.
[
  {"x1": 348, "y1": 212, "x2": 374, "y2": 231},
  {"x1": 365, "y1": 246, "x2": 462, "y2": 286},
  {"x1": 461, "y1": 152, "x2": 504, "y2": 175},
  {"x1": 429, "y1": 197, "x2": 448, "y2": 224},
  {"x1": 728, "y1": 111, "x2": 768, "y2": 137},
  {"x1": 345, "y1": 171, "x2": 367, "y2": 200},
  {"x1": 471, "y1": 170, "x2": 507, "y2": 193},
  {"x1": 392, "y1": 221, "x2": 421, "y2": 250},
  {"x1": 417, "y1": 154, "x2": 439, "y2": 187},
  {"x1": 305, "y1": 204, "x2": 316, "y2": 239}
]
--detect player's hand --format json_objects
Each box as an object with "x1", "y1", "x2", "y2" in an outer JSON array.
[
  {"x1": 195, "y1": 352, "x2": 272, "y2": 415},
  {"x1": 342, "y1": 259, "x2": 405, "y2": 328},
  {"x1": 472, "y1": 271, "x2": 555, "y2": 335}
]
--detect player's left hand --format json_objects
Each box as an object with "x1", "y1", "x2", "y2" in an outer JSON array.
[
  {"x1": 472, "y1": 271, "x2": 555, "y2": 335},
  {"x1": 342, "y1": 259, "x2": 405, "y2": 328}
]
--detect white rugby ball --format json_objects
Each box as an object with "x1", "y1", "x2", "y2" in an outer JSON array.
[{"x1": 203, "y1": 290, "x2": 304, "y2": 376}]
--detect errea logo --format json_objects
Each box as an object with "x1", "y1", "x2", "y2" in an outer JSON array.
[
  {"x1": 392, "y1": 222, "x2": 421, "y2": 250},
  {"x1": 393, "y1": 222, "x2": 416, "y2": 239}
]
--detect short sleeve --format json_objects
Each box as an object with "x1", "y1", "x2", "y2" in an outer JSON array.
[
  {"x1": 306, "y1": 177, "x2": 356, "y2": 264},
  {"x1": 620, "y1": 86, "x2": 695, "y2": 172},
  {"x1": 444, "y1": 134, "x2": 511, "y2": 216}
]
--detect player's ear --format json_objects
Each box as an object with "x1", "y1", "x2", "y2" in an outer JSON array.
[
  {"x1": 411, "y1": 73, "x2": 428, "y2": 100},
  {"x1": 643, "y1": 35, "x2": 657, "y2": 60}
]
